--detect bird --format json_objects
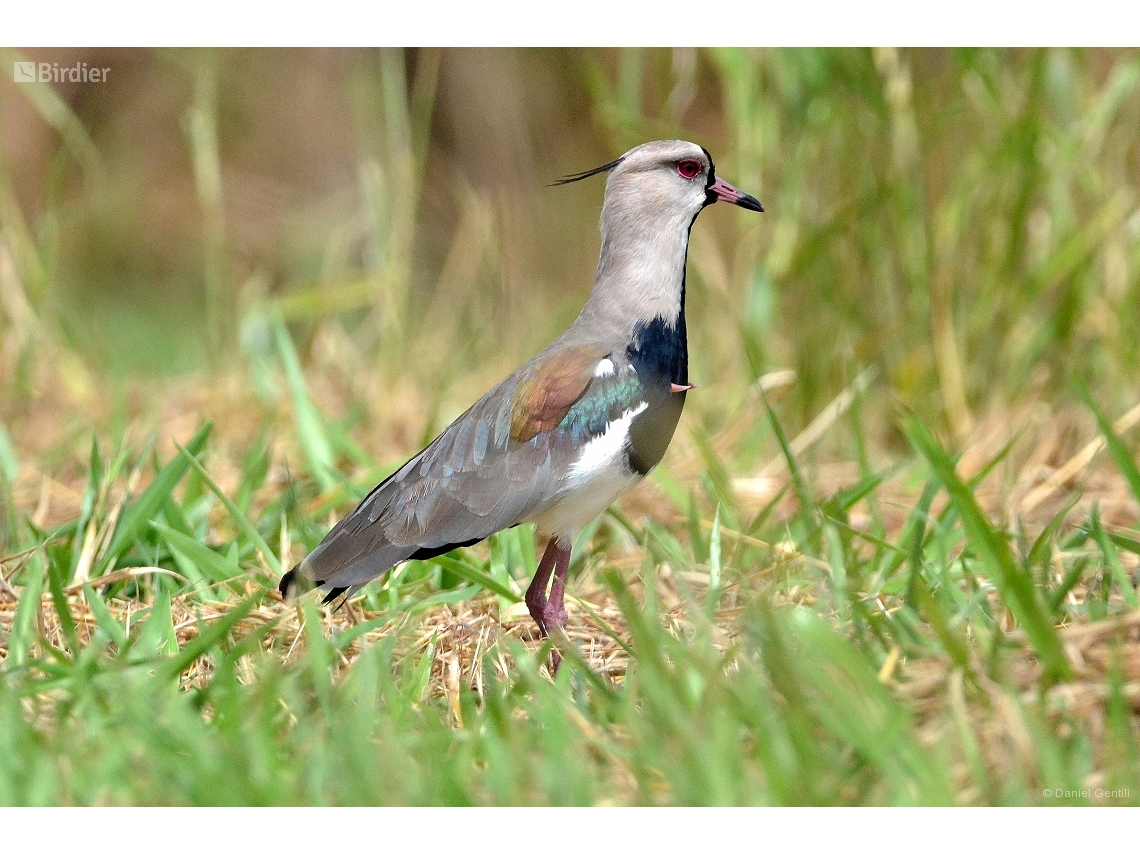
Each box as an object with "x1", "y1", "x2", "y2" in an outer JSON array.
[{"x1": 280, "y1": 139, "x2": 763, "y2": 666}]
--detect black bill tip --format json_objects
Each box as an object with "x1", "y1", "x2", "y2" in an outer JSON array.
[
  {"x1": 737, "y1": 193, "x2": 764, "y2": 213},
  {"x1": 707, "y1": 176, "x2": 764, "y2": 212}
]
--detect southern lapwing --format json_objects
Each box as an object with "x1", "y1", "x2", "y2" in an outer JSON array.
[{"x1": 280, "y1": 139, "x2": 763, "y2": 665}]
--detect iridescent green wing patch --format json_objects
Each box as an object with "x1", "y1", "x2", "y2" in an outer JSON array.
[
  {"x1": 556, "y1": 371, "x2": 644, "y2": 443},
  {"x1": 509, "y1": 345, "x2": 607, "y2": 444}
]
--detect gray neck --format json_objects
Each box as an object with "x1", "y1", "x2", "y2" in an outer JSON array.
[{"x1": 572, "y1": 192, "x2": 696, "y2": 342}]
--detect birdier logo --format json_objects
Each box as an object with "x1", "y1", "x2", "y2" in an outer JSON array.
[{"x1": 13, "y1": 61, "x2": 109, "y2": 83}]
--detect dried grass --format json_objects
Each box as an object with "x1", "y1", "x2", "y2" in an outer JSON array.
[{"x1": 3, "y1": 355, "x2": 1140, "y2": 804}]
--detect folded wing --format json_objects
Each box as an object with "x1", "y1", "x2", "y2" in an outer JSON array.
[{"x1": 281, "y1": 344, "x2": 622, "y2": 598}]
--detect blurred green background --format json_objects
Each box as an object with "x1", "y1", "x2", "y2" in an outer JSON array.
[{"x1": 3, "y1": 47, "x2": 1138, "y2": 444}]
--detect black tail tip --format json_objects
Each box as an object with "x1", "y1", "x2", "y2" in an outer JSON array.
[
  {"x1": 278, "y1": 564, "x2": 306, "y2": 599},
  {"x1": 279, "y1": 564, "x2": 345, "y2": 606}
]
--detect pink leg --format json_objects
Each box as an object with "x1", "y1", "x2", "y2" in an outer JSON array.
[
  {"x1": 525, "y1": 539, "x2": 563, "y2": 637},
  {"x1": 543, "y1": 545, "x2": 571, "y2": 633},
  {"x1": 524, "y1": 538, "x2": 572, "y2": 673}
]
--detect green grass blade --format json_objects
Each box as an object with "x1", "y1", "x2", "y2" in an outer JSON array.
[
  {"x1": 1088, "y1": 507, "x2": 1138, "y2": 610},
  {"x1": 1047, "y1": 557, "x2": 1089, "y2": 614},
  {"x1": 912, "y1": 579, "x2": 971, "y2": 669},
  {"x1": 136, "y1": 589, "x2": 179, "y2": 657},
  {"x1": 905, "y1": 414, "x2": 1071, "y2": 681},
  {"x1": 708, "y1": 504, "x2": 722, "y2": 592},
  {"x1": 104, "y1": 422, "x2": 213, "y2": 563},
  {"x1": 430, "y1": 555, "x2": 521, "y2": 602},
  {"x1": 1106, "y1": 530, "x2": 1140, "y2": 556},
  {"x1": 151, "y1": 521, "x2": 242, "y2": 587},
  {"x1": 1025, "y1": 507, "x2": 1068, "y2": 575},
  {"x1": 0, "y1": 420, "x2": 17, "y2": 485},
  {"x1": 1080, "y1": 386, "x2": 1140, "y2": 505},
  {"x1": 46, "y1": 549, "x2": 78, "y2": 656},
  {"x1": 407, "y1": 631, "x2": 437, "y2": 703},
  {"x1": 762, "y1": 390, "x2": 814, "y2": 519},
  {"x1": 270, "y1": 311, "x2": 338, "y2": 492},
  {"x1": 158, "y1": 594, "x2": 262, "y2": 682},
  {"x1": 82, "y1": 583, "x2": 129, "y2": 648},
  {"x1": 331, "y1": 614, "x2": 399, "y2": 651},
  {"x1": 7, "y1": 553, "x2": 46, "y2": 670},
  {"x1": 174, "y1": 440, "x2": 281, "y2": 576}
]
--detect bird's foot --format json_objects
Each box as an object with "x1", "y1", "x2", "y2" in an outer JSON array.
[
  {"x1": 541, "y1": 604, "x2": 568, "y2": 633},
  {"x1": 540, "y1": 606, "x2": 570, "y2": 675},
  {"x1": 524, "y1": 591, "x2": 550, "y2": 638},
  {"x1": 548, "y1": 646, "x2": 564, "y2": 675}
]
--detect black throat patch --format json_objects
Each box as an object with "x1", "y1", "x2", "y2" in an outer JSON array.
[
  {"x1": 626, "y1": 312, "x2": 688, "y2": 388},
  {"x1": 624, "y1": 311, "x2": 688, "y2": 476}
]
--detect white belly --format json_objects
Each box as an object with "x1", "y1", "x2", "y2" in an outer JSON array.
[{"x1": 531, "y1": 464, "x2": 643, "y2": 541}]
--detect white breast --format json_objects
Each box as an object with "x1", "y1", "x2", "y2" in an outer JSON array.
[
  {"x1": 568, "y1": 401, "x2": 646, "y2": 486},
  {"x1": 530, "y1": 401, "x2": 648, "y2": 540}
]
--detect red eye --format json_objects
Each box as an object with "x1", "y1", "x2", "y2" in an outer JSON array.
[{"x1": 677, "y1": 159, "x2": 702, "y2": 179}]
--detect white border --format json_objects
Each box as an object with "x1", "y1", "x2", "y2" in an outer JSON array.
[{"x1": 1, "y1": 1, "x2": 1131, "y2": 48}]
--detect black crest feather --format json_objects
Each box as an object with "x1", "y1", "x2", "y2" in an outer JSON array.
[{"x1": 551, "y1": 156, "x2": 624, "y2": 187}]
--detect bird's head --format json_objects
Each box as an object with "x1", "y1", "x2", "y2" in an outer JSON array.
[
  {"x1": 560, "y1": 139, "x2": 763, "y2": 332},
  {"x1": 557, "y1": 139, "x2": 763, "y2": 233}
]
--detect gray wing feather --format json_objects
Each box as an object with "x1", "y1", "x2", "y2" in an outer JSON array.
[{"x1": 299, "y1": 370, "x2": 567, "y2": 592}]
